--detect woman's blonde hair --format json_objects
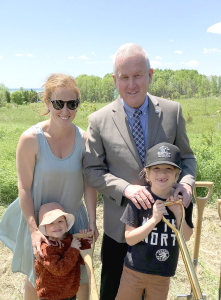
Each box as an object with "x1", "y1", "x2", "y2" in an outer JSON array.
[
  {"x1": 144, "y1": 166, "x2": 181, "y2": 184},
  {"x1": 41, "y1": 73, "x2": 81, "y2": 115}
]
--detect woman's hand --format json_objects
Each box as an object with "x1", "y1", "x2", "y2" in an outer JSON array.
[
  {"x1": 88, "y1": 220, "x2": 99, "y2": 241},
  {"x1": 31, "y1": 229, "x2": 50, "y2": 258},
  {"x1": 83, "y1": 181, "x2": 99, "y2": 241}
]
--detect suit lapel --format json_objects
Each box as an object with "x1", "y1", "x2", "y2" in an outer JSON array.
[
  {"x1": 111, "y1": 97, "x2": 143, "y2": 168},
  {"x1": 146, "y1": 93, "x2": 162, "y2": 150}
]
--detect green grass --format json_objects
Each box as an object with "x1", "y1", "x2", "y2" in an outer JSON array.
[
  {"x1": 0, "y1": 98, "x2": 221, "y2": 205},
  {"x1": 179, "y1": 97, "x2": 221, "y2": 203},
  {"x1": 0, "y1": 98, "x2": 221, "y2": 300}
]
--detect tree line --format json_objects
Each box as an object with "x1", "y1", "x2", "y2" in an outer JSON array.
[{"x1": 0, "y1": 70, "x2": 221, "y2": 107}]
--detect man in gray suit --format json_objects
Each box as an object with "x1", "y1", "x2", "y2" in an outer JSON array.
[{"x1": 83, "y1": 43, "x2": 196, "y2": 300}]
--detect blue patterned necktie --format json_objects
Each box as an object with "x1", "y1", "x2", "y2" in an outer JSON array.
[{"x1": 132, "y1": 109, "x2": 145, "y2": 165}]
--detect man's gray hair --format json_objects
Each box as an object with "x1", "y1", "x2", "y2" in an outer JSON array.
[{"x1": 112, "y1": 43, "x2": 151, "y2": 76}]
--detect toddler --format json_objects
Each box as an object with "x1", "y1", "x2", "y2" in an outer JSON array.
[{"x1": 35, "y1": 202, "x2": 91, "y2": 300}]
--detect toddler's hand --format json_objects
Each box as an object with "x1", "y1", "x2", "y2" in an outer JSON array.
[
  {"x1": 152, "y1": 200, "x2": 167, "y2": 223},
  {"x1": 71, "y1": 237, "x2": 81, "y2": 250},
  {"x1": 79, "y1": 229, "x2": 93, "y2": 244}
]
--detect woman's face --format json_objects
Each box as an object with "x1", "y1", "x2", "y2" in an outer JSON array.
[{"x1": 47, "y1": 87, "x2": 78, "y2": 127}]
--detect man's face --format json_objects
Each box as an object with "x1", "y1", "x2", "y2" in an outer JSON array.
[{"x1": 113, "y1": 54, "x2": 153, "y2": 108}]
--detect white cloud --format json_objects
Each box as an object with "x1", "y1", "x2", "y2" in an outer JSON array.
[
  {"x1": 203, "y1": 48, "x2": 221, "y2": 53},
  {"x1": 0, "y1": 56, "x2": 2, "y2": 59},
  {"x1": 92, "y1": 52, "x2": 95, "y2": 55},
  {"x1": 86, "y1": 61, "x2": 92, "y2": 64},
  {"x1": 156, "y1": 56, "x2": 162, "y2": 60},
  {"x1": 46, "y1": 55, "x2": 50, "y2": 59},
  {"x1": 207, "y1": 22, "x2": 221, "y2": 34},
  {"x1": 109, "y1": 55, "x2": 114, "y2": 59},
  {"x1": 102, "y1": 61, "x2": 108, "y2": 63},
  {"x1": 186, "y1": 60, "x2": 199, "y2": 67},
  {"x1": 16, "y1": 54, "x2": 23, "y2": 57},
  {"x1": 150, "y1": 60, "x2": 162, "y2": 68},
  {"x1": 68, "y1": 56, "x2": 75, "y2": 59},
  {"x1": 78, "y1": 55, "x2": 89, "y2": 60},
  {"x1": 175, "y1": 50, "x2": 182, "y2": 54},
  {"x1": 165, "y1": 62, "x2": 173, "y2": 66},
  {"x1": 27, "y1": 53, "x2": 33, "y2": 57},
  {"x1": 169, "y1": 39, "x2": 174, "y2": 42}
]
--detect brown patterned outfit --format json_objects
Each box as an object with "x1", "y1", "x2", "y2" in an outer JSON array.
[{"x1": 35, "y1": 234, "x2": 89, "y2": 300}]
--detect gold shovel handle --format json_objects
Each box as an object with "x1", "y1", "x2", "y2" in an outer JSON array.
[
  {"x1": 163, "y1": 200, "x2": 204, "y2": 299},
  {"x1": 72, "y1": 231, "x2": 93, "y2": 239},
  {"x1": 193, "y1": 181, "x2": 213, "y2": 262},
  {"x1": 193, "y1": 181, "x2": 213, "y2": 201}
]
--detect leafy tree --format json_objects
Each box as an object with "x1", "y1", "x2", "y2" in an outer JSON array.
[
  {"x1": 102, "y1": 73, "x2": 116, "y2": 102},
  {"x1": 11, "y1": 91, "x2": 25, "y2": 105},
  {"x1": 5, "y1": 90, "x2": 11, "y2": 103},
  {"x1": 210, "y1": 76, "x2": 219, "y2": 96},
  {"x1": 0, "y1": 83, "x2": 8, "y2": 107}
]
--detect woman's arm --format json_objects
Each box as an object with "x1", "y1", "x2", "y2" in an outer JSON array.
[
  {"x1": 83, "y1": 181, "x2": 99, "y2": 241},
  {"x1": 83, "y1": 131, "x2": 99, "y2": 241},
  {"x1": 16, "y1": 128, "x2": 49, "y2": 257}
]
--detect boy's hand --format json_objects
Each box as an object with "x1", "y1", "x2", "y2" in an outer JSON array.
[
  {"x1": 167, "y1": 201, "x2": 182, "y2": 225},
  {"x1": 152, "y1": 200, "x2": 167, "y2": 223},
  {"x1": 71, "y1": 237, "x2": 81, "y2": 250}
]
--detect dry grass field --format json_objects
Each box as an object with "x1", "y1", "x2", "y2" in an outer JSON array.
[{"x1": 0, "y1": 200, "x2": 221, "y2": 300}]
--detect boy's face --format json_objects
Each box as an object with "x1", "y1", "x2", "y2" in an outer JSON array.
[
  {"x1": 45, "y1": 215, "x2": 68, "y2": 239},
  {"x1": 148, "y1": 164, "x2": 177, "y2": 194}
]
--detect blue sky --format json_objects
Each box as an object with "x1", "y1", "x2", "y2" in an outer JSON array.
[{"x1": 0, "y1": 0, "x2": 220, "y2": 88}]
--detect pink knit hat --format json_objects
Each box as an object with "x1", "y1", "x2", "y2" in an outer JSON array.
[{"x1": 38, "y1": 202, "x2": 75, "y2": 236}]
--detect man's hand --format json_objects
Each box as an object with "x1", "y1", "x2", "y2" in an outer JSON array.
[
  {"x1": 173, "y1": 182, "x2": 192, "y2": 208},
  {"x1": 124, "y1": 185, "x2": 154, "y2": 209}
]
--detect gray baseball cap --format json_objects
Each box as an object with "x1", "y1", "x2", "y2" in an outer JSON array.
[{"x1": 145, "y1": 143, "x2": 181, "y2": 170}]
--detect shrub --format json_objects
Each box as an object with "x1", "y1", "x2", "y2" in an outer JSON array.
[
  {"x1": 192, "y1": 134, "x2": 221, "y2": 203},
  {"x1": 11, "y1": 91, "x2": 24, "y2": 105}
]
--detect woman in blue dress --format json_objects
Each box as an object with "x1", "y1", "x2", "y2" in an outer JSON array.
[{"x1": 0, "y1": 74, "x2": 98, "y2": 300}]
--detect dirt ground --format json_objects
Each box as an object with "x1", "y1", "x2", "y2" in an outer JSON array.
[{"x1": 0, "y1": 203, "x2": 221, "y2": 300}]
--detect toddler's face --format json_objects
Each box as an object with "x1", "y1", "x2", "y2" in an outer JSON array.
[{"x1": 45, "y1": 215, "x2": 67, "y2": 239}]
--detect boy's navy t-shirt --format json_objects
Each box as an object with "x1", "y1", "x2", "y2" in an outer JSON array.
[{"x1": 121, "y1": 188, "x2": 194, "y2": 277}]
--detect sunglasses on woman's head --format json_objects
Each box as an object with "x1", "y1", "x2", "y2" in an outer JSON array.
[{"x1": 50, "y1": 99, "x2": 80, "y2": 110}]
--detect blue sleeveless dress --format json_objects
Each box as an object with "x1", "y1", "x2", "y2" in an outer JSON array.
[{"x1": 0, "y1": 124, "x2": 88, "y2": 286}]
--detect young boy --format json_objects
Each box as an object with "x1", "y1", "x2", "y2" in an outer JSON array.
[
  {"x1": 116, "y1": 143, "x2": 194, "y2": 300},
  {"x1": 34, "y1": 202, "x2": 91, "y2": 300}
]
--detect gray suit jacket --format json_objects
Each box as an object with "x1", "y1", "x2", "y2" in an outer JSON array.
[{"x1": 83, "y1": 94, "x2": 196, "y2": 243}]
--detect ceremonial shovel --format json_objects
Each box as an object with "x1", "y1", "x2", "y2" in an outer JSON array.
[
  {"x1": 163, "y1": 200, "x2": 204, "y2": 300},
  {"x1": 175, "y1": 181, "x2": 213, "y2": 300},
  {"x1": 72, "y1": 232, "x2": 99, "y2": 300},
  {"x1": 218, "y1": 199, "x2": 221, "y2": 300}
]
